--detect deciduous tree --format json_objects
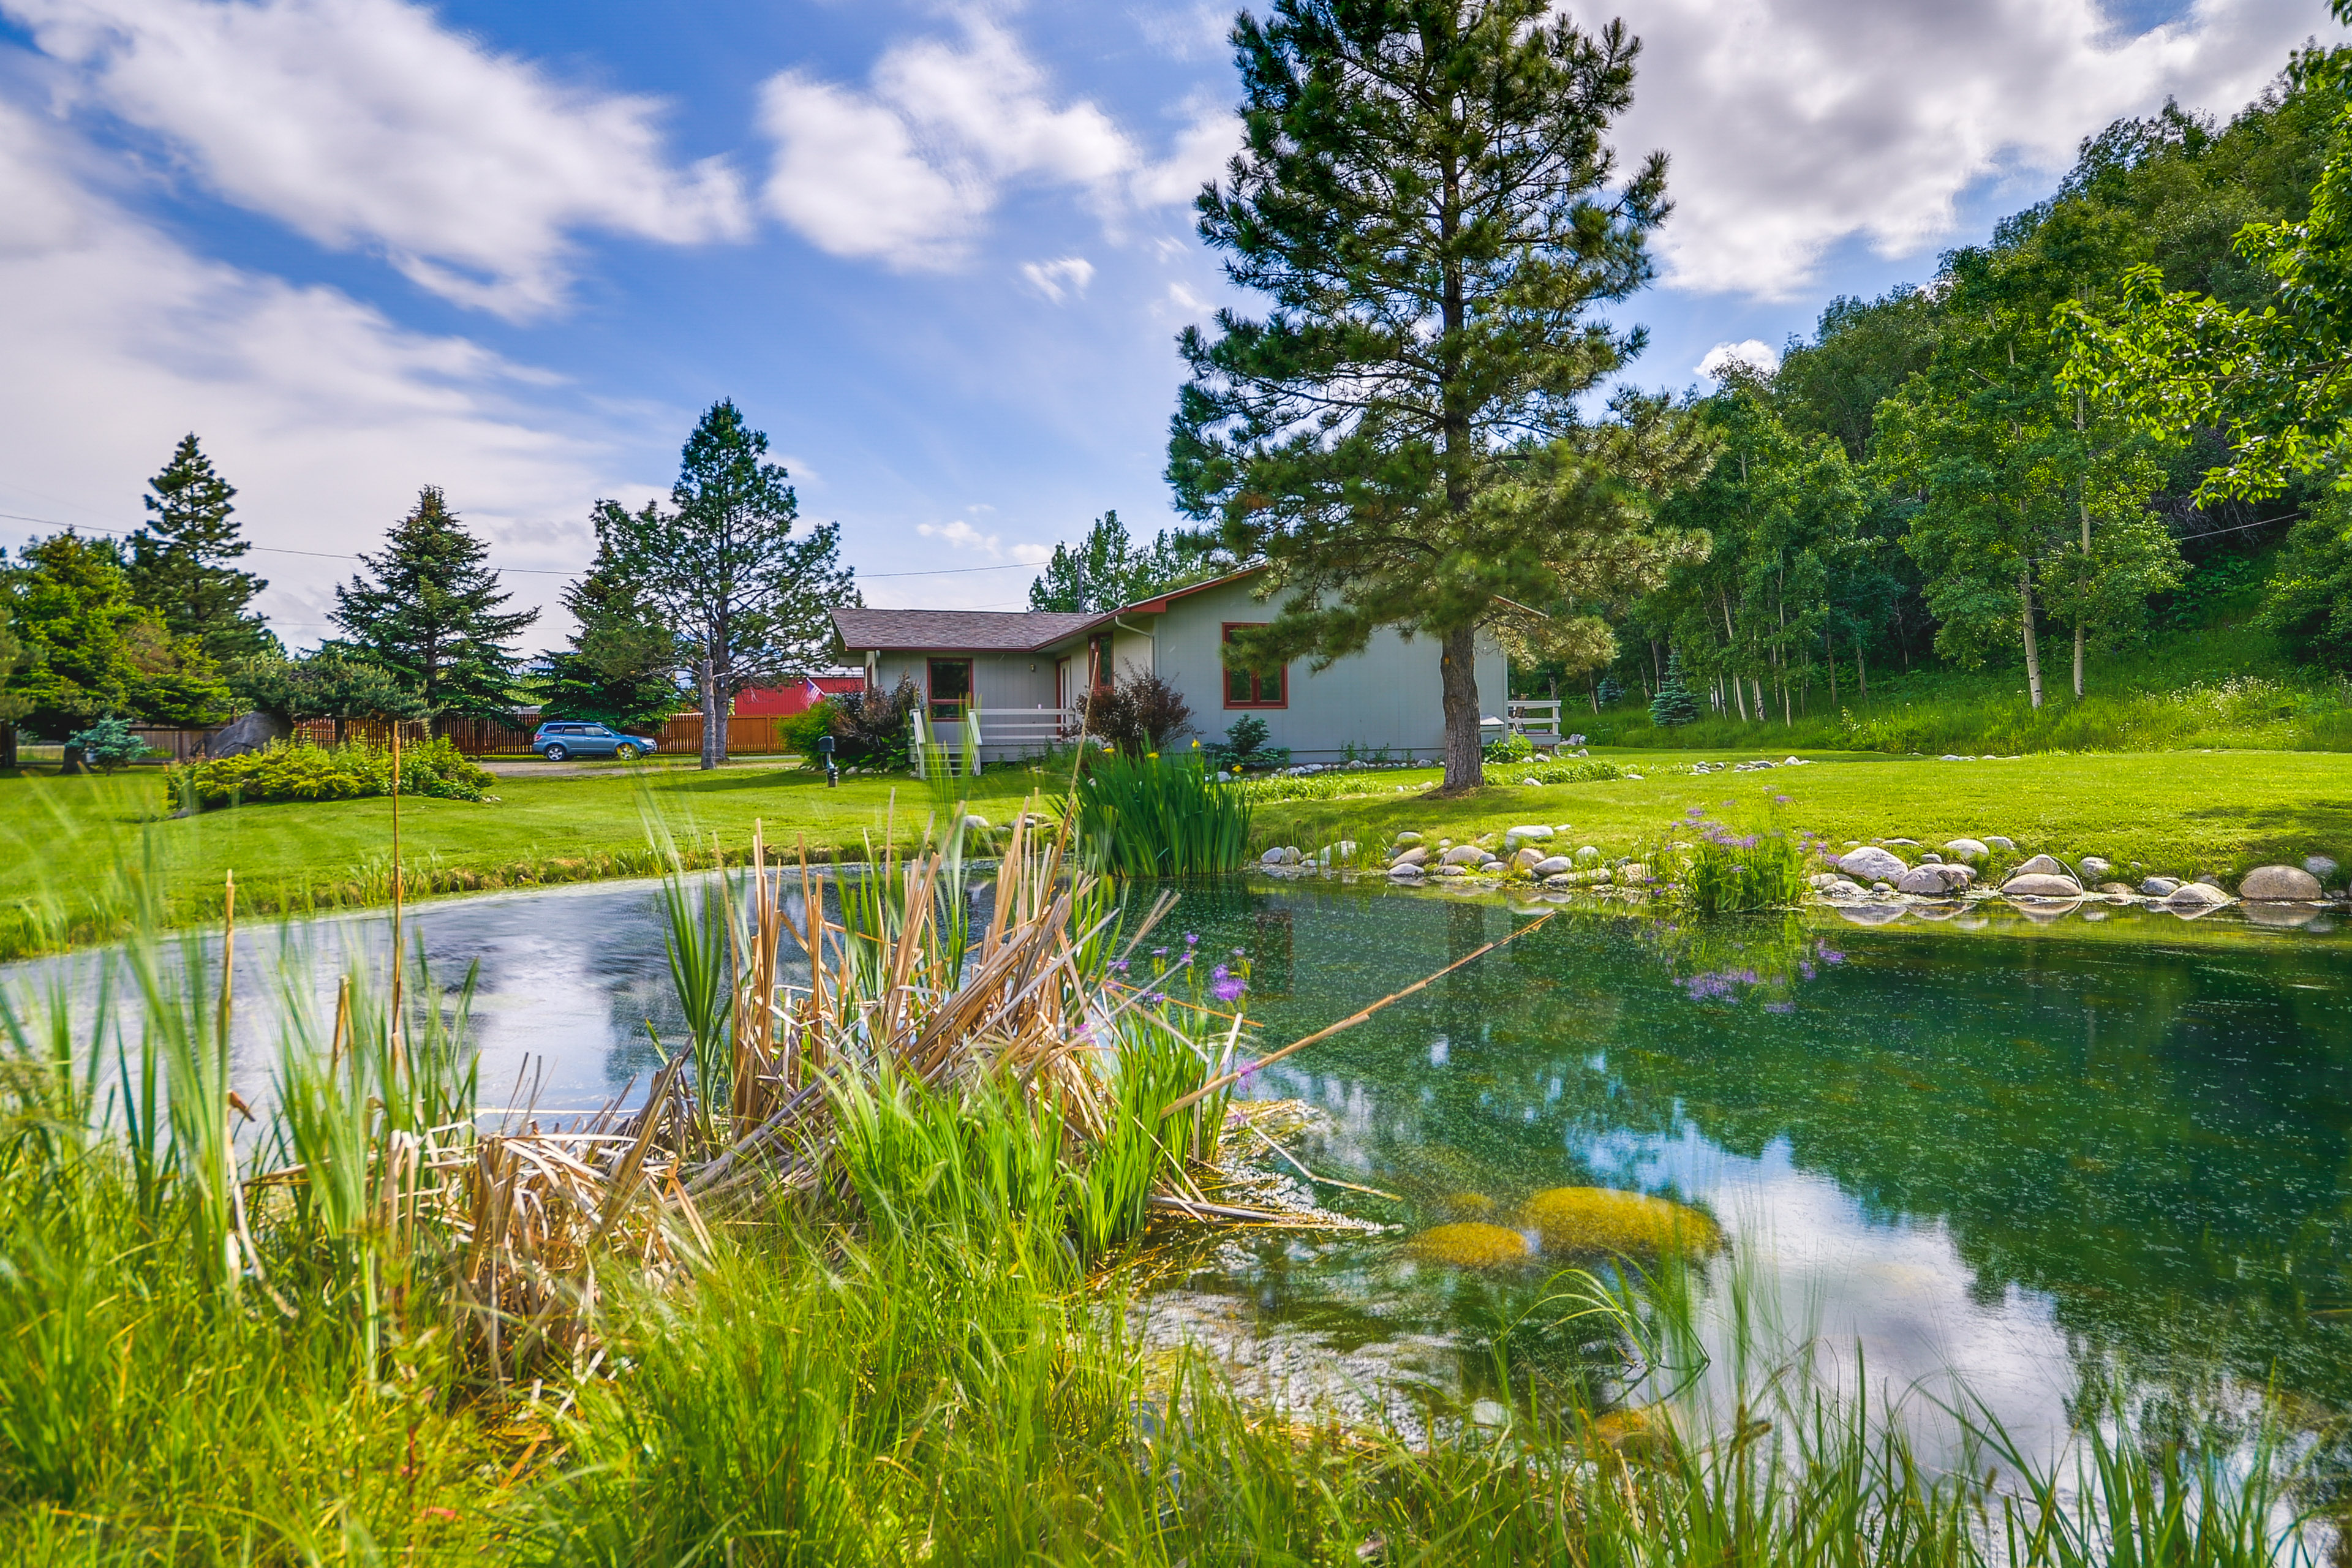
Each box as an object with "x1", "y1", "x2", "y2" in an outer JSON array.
[
  {"x1": 599, "y1": 400, "x2": 858, "y2": 769},
  {"x1": 0, "y1": 532, "x2": 229, "y2": 736},
  {"x1": 331, "y1": 488, "x2": 538, "y2": 717},
  {"x1": 1027, "y1": 510, "x2": 1222, "y2": 612},
  {"x1": 1167, "y1": 0, "x2": 1708, "y2": 790}
]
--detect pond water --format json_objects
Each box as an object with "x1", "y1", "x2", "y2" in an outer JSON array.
[{"x1": 6, "y1": 874, "x2": 2348, "y2": 1483}]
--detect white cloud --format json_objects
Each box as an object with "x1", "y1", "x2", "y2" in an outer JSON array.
[
  {"x1": 1021, "y1": 255, "x2": 1095, "y2": 302},
  {"x1": 4, "y1": 0, "x2": 750, "y2": 317},
  {"x1": 1613, "y1": 0, "x2": 2339, "y2": 300},
  {"x1": 1696, "y1": 338, "x2": 1781, "y2": 379},
  {"x1": 0, "y1": 99, "x2": 635, "y2": 645},
  {"x1": 917, "y1": 518, "x2": 1003, "y2": 556},
  {"x1": 758, "y1": 15, "x2": 1223, "y2": 270}
]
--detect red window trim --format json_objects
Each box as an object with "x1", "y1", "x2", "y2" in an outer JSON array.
[{"x1": 1221, "y1": 622, "x2": 1287, "y2": 709}]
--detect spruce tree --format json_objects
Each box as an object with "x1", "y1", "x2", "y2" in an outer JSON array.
[
  {"x1": 1168, "y1": 0, "x2": 1713, "y2": 792},
  {"x1": 537, "y1": 534, "x2": 684, "y2": 729},
  {"x1": 3, "y1": 532, "x2": 228, "y2": 734},
  {"x1": 1648, "y1": 650, "x2": 1698, "y2": 727},
  {"x1": 331, "y1": 488, "x2": 538, "y2": 716},
  {"x1": 129, "y1": 434, "x2": 275, "y2": 662}
]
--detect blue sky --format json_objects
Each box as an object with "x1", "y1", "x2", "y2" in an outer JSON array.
[{"x1": 0, "y1": 0, "x2": 2339, "y2": 647}]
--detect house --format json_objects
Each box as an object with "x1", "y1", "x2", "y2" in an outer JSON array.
[{"x1": 828, "y1": 567, "x2": 1511, "y2": 766}]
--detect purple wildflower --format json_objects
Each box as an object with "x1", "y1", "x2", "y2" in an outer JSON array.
[
  {"x1": 1213, "y1": 971, "x2": 1248, "y2": 1003},
  {"x1": 1798, "y1": 960, "x2": 1816, "y2": 980},
  {"x1": 1111, "y1": 959, "x2": 1131, "y2": 974},
  {"x1": 1185, "y1": 932, "x2": 1199, "y2": 946}
]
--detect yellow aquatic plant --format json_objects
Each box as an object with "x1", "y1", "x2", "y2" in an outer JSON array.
[
  {"x1": 1518, "y1": 1186, "x2": 1721, "y2": 1259},
  {"x1": 1404, "y1": 1221, "x2": 1531, "y2": 1268}
]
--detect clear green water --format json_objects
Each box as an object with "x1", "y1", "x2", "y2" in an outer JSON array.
[{"x1": 1139, "y1": 880, "x2": 2352, "y2": 1472}]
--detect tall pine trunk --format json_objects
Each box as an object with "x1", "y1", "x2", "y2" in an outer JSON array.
[
  {"x1": 698, "y1": 656, "x2": 724, "y2": 770},
  {"x1": 1439, "y1": 625, "x2": 1482, "y2": 791}
]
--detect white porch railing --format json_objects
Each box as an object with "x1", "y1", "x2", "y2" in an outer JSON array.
[
  {"x1": 1505, "y1": 699, "x2": 1564, "y2": 748},
  {"x1": 910, "y1": 706, "x2": 1083, "y2": 779}
]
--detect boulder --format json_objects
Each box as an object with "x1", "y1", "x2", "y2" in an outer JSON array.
[
  {"x1": 1836, "y1": 846, "x2": 1907, "y2": 883},
  {"x1": 1542, "y1": 874, "x2": 1572, "y2": 889},
  {"x1": 1895, "y1": 867, "x2": 1959, "y2": 897},
  {"x1": 1388, "y1": 863, "x2": 1426, "y2": 881},
  {"x1": 1919, "y1": 851, "x2": 1943, "y2": 864},
  {"x1": 959, "y1": 813, "x2": 992, "y2": 832},
  {"x1": 1531, "y1": 855, "x2": 1574, "y2": 877},
  {"x1": 1985, "y1": 835, "x2": 2017, "y2": 853},
  {"x1": 206, "y1": 709, "x2": 290, "y2": 758},
  {"x1": 1575, "y1": 845, "x2": 1601, "y2": 864},
  {"x1": 1441, "y1": 843, "x2": 1490, "y2": 867},
  {"x1": 2163, "y1": 881, "x2": 2230, "y2": 909},
  {"x1": 2079, "y1": 856, "x2": 2113, "y2": 880},
  {"x1": 2139, "y1": 876, "x2": 2180, "y2": 897},
  {"x1": 1392, "y1": 831, "x2": 1424, "y2": 846},
  {"x1": 1821, "y1": 878, "x2": 1866, "y2": 899},
  {"x1": 2304, "y1": 854, "x2": 2340, "y2": 881},
  {"x1": 2097, "y1": 881, "x2": 2136, "y2": 896},
  {"x1": 1504, "y1": 824, "x2": 1554, "y2": 844},
  {"x1": 2002, "y1": 873, "x2": 2084, "y2": 899},
  {"x1": 1943, "y1": 839, "x2": 1990, "y2": 862},
  {"x1": 2239, "y1": 864, "x2": 2323, "y2": 902},
  {"x1": 2013, "y1": 853, "x2": 2068, "y2": 878},
  {"x1": 1808, "y1": 872, "x2": 1840, "y2": 890},
  {"x1": 1390, "y1": 845, "x2": 1431, "y2": 868},
  {"x1": 1511, "y1": 846, "x2": 1546, "y2": 873},
  {"x1": 1434, "y1": 864, "x2": 1467, "y2": 878},
  {"x1": 1883, "y1": 837, "x2": 1920, "y2": 847},
  {"x1": 1618, "y1": 862, "x2": 1649, "y2": 884}
]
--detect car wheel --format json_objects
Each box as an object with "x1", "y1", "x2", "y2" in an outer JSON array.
[
  {"x1": 614, "y1": 743, "x2": 640, "y2": 761},
  {"x1": 543, "y1": 744, "x2": 568, "y2": 763}
]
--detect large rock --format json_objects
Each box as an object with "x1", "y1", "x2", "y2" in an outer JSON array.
[
  {"x1": 2013, "y1": 853, "x2": 2068, "y2": 878},
  {"x1": 1531, "y1": 855, "x2": 1574, "y2": 877},
  {"x1": 1511, "y1": 846, "x2": 1546, "y2": 873},
  {"x1": 1542, "y1": 873, "x2": 1572, "y2": 889},
  {"x1": 2139, "y1": 876, "x2": 2179, "y2": 897},
  {"x1": 2239, "y1": 864, "x2": 2323, "y2": 902},
  {"x1": 1943, "y1": 839, "x2": 1989, "y2": 862},
  {"x1": 2002, "y1": 873, "x2": 2084, "y2": 899},
  {"x1": 2079, "y1": 856, "x2": 2114, "y2": 880},
  {"x1": 1441, "y1": 843, "x2": 1489, "y2": 867},
  {"x1": 1388, "y1": 862, "x2": 1426, "y2": 881},
  {"x1": 207, "y1": 710, "x2": 290, "y2": 758},
  {"x1": 1984, "y1": 835, "x2": 2017, "y2": 853},
  {"x1": 1836, "y1": 846, "x2": 1907, "y2": 883},
  {"x1": 1390, "y1": 845, "x2": 1431, "y2": 868},
  {"x1": 1392, "y1": 831, "x2": 1424, "y2": 846},
  {"x1": 1820, "y1": 878, "x2": 1867, "y2": 899},
  {"x1": 2304, "y1": 854, "x2": 2340, "y2": 882},
  {"x1": 1895, "y1": 867, "x2": 1961, "y2": 897},
  {"x1": 2163, "y1": 881, "x2": 2231, "y2": 910},
  {"x1": 1503, "y1": 824, "x2": 1554, "y2": 845}
]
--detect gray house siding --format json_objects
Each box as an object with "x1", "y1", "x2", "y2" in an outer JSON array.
[{"x1": 1137, "y1": 576, "x2": 1505, "y2": 763}]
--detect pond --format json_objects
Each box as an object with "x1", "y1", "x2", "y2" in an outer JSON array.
[{"x1": 6, "y1": 874, "x2": 2348, "y2": 1485}]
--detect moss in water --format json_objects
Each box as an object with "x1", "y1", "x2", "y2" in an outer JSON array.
[
  {"x1": 1518, "y1": 1187, "x2": 1721, "y2": 1259},
  {"x1": 1404, "y1": 1222, "x2": 1532, "y2": 1268}
]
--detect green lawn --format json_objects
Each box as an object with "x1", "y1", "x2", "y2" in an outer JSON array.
[
  {"x1": 1251, "y1": 747, "x2": 2352, "y2": 889},
  {"x1": 4, "y1": 745, "x2": 2346, "y2": 959}
]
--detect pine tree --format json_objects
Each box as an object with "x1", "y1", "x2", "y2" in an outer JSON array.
[
  {"x1": 1648, "y1": 650, "x2": 1698, "y2": 726},
  {"x1": 331, "y1": 488, "x2": 538, "y2": 716},
  {"x1": 1168, "y1": 0, "x2": 1713, "y2": 793},
  {"x1": 129, "y1": 434, "x2": 275, "y2": 662},
  {"x1": 537, "y1": 533, "x2": 684, "y2": 729},
  {"x1": 599, "y1": 401, "x2": 859, "y2": 768}
]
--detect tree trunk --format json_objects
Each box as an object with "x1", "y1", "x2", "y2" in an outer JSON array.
[
  {"x1": 59, "y1": 745, "x2": 86, "y2": 776},
  {"x1": 1438, "y1": 625, "x2": 1482, "y2": 791},
  {"x1": 2075, "y1": 389, "x2": 2091, "y2": 701},
  {"x1": 0, "y1": 725, "x2": 15, "y2": 772},
  {"x1": 699, "y1": 657, "x2": 723, "y2": 770},
  {"x1": 2020, "y1": 568, "x2": 2045, "y2": 709},
  {"x1": 1825, "y1": 628, "x2": 1838, "y2": 707},
  {"x1": 1853, "y1": 632, "x2": 1868, "y2": 703},
  {"x1": 2073, "y1": 624, "x2": 2086, "y2": 701}
]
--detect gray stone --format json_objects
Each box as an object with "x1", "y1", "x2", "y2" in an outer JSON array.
[
  {"x1": 1807, "y1": 871, "x2": 1840, "y2": 890},
  {"x1": 2013, "y1": 853, "x2": 2068, "y2": 878},
  {"x1": 959, "y1": 813, "x2": 992, "y2": 832},
  {"x1": 1895, "y1": 867, "x2": 1961, "y2": 897},
  {"x1": 2239, "y1": 864, "x2": 2324, "y2": 902},
  {"x1": 1503, "y1": 824, "x2": 1554, "y2": 843},
  {"x1": 1943, "y1": 839, "x2": 1990, "y2": 862},
  {"x1": 1388, "y1": 862, "x2": 1425, "y2": 881},
  {"x1": 1441, "y1": 843, "x2": 1488, "y2": 867},
  {"x1": 1434, "y1": 864, "x2": 1467, "y2": 878},
  {"x1": 1882, "y1": 837, "x2": 1920, "y2": 846},
  {"x1": 1261, "y1": 846, "x2": 1288, "y2": 866},
  {"x1": 1531, "y1": 855, "x2": 1574, "y2": 877},
  {"x1": 2163, "y1": 881, "x2": 2230, "y2": 909},
  {"x1": 2139, "y1": 876, "x2": 2180, "y2": 897},
  {"x1": 1985, "y1": 836, "x2": 2017, "y2": 853},
  {"x1": 1392, "y1": 831, "x2": 1423, "y2": 846},
  {"x1": 1821, "y1": 878, "x2": 1867, "y2": 899},
  {"x1": 1919, "y1": 851, "x2": 1943, "y2": 864},
  {"x1": 206, "y1": 709, "x2": 290, "y2": 758},
  {"x1": 2002, "y1": 873, "x2": 2084, "y2": 899},
  {"x1": 1575, "y1": 845, "x2": 1600, "y2": 864},
  {"x1": 2079, "y1": 856, "x2": 2113, "y2": 880},
  {"x1": 1542, "y1": 873, "x2": 1572, "y2": 890},
  {"x1": 1390, "y1": 845, "x2": 1431, "y2": 868},
  {"x1": 1836, "y1": 846, "x2": 1908, "y2": 883},
  {"x1": 2304, "y1": 854, "x2": 2339, "y2": 881},
  {"x1": 2097, "y1": 881, "x2": 2136, "y2": 896},
  {"x1": 1512, "y1": 846, "x2": 1546, "y2": 873},
  {"x1": 1618, "y1": 862, "x2": 1649, "y2": 883}
]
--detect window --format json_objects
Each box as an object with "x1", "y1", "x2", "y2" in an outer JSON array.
[
  {"x1": 927, "y1": 658, "x2": 973, "y2": 722},
  {"x1": 1221, "y1": 624, "x2": 1286, "y2": 708}
]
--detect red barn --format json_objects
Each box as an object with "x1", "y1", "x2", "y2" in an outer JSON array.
[{"x1": 731, "y1": 675, "x2": 864, "y2": 717}]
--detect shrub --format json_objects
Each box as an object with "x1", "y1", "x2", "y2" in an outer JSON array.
[
  {"x1": 66, "y1": 715, "x2": 149, "y2": 773},
  {"x1": 1077, "y1": 667, "x2": 1193, "y2": 755},
  {"x1": 165, "y1": 737, "x2": 492, "y2": 810},
  {"x1": 780, "y1": 699, "x2": 837, "y2": 764},
  {"x1": 1483, "y1": 729, "x2": 1535, "y2": 763},
  {"x1": 829, "y1": 679, "x2": 920, "y2": 770},
  {"x1": 1202, "y1": 713, "x2": 1288, "y2": 772},
  {"x1": 1671, "y1": 816, "x2": 1810, "y2": 913}
]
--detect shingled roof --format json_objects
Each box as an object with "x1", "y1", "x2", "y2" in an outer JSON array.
[{"x1": 829, "y1": 608, "x2": 1099, "y2": 653}]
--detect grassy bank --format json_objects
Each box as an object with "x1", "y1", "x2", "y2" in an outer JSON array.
[{"x1": 1253, "y1": 748, "x2": 2352, "y2": 889}]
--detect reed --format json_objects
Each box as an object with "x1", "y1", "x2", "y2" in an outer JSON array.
[{"x1": 1071, "y1": 751, "x2": 1253, "y2": 876}]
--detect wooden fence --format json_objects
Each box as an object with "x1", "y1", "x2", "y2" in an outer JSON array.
[{"x1": 125, "y1": 711, "x2": 804, "y2": 762}]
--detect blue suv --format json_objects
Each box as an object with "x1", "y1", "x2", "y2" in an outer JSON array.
[{"x1": 532, "y1": 721, "x2": 658, "y2": 761}]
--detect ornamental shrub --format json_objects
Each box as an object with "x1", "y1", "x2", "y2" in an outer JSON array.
[
  {"x1": 1649, "y1": 652, "x2": 1700, "y2": 727},
  {"x1": 166, "y1": 737, "x2": 492, "y2": 811},
  {"x1": 1482, "y1": 730, "x2": 1535, "y2": 763},
  {"x1": 66, "y1": 715, "x2": 150, "y2": 773}
]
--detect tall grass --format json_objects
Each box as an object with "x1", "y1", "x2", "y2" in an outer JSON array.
[{"x1": 1072, "y1": 752, "x2": 1253, "y2": 876}]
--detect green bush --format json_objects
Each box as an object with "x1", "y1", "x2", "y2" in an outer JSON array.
[
  {"x1": 1482, "y1": 730, "x2": 1535, "y2": 763},
  {"x1": 779, "y1": 699, "x2": 837, "y2": 765},
  {"x1": 64, "y1": 715, "x2": 149, "y2": 773},
  {"x1": 166, "y1": 737, "x2": 492, "y2": 811}
]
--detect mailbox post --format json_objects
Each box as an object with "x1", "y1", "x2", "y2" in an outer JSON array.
[{"x1": 815, "y1": 732, "x2": 837, "y2": 787}]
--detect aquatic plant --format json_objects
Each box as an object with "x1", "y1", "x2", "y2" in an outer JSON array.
[
  {"x1": 1070, "y1": 749, "x2": 1253, "y2": 876},
  {"x1": 1407, "y1": 1221, "x2": 1534, "y2": 1268},
  {"x1": 1518, "y1": 1186, "x2": 1722, "y2": 1259},
  {"x1": 1667, "y1": 810, "x2": 1812, "y2": 913}
]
